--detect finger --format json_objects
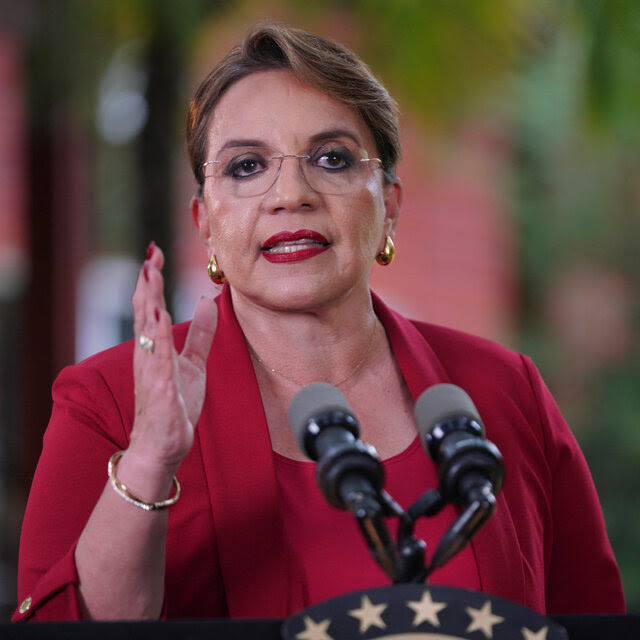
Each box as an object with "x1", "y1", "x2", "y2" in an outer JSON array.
[
  {"x1": 143, "y1": 246, "x2": 167, "y2": 322},
  {"x1": 133, "y1": 245, "x2": 168, "y2": 352},
  {"x1": 132, "y1": 242, "x2": 165, "y2": 336},
  {"x1": 133, "y1": 306, "x2": 174, "y2": 420},
  {"x1": 132, "y1": 244, "x2": 169, "y2": 386},
  {"x1": 147, "y1": 241, "x2": 165, "y2": 271},
  {"x1": 132, "y1": 264, "x2": 150, "y2": 337},
  {"x1": 149, "y1": 306, "x2": 175, "y2": 375},
  {"x1": 181, "y1": 297, "x2": 218, "y2": 370}
]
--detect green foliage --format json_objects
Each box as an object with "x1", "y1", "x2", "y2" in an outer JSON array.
[
  {"x1": 350, "y1": 0, "x2": 529, "y2": 125},
  {"x1": 506, "y1": 0, "x2": 640, "y2": 611},
  {"x1": 580, "y1": 360, "x2": 640, "y2": 609}
]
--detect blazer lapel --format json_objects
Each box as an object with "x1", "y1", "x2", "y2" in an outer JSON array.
[
  {"x1": 372, "y1": 292, "x2": 526, "y2": 606},
  {"x1": 197, "y1": 286, "x2": 305, "y2": 617}
]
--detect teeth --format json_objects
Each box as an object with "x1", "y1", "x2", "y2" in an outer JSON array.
[{"x1": 265, "y1": 240, "x2": 323, "y2": 253}]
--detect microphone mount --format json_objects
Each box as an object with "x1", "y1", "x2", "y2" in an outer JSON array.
[{"x1": 288, "y1": 382, "x2": 504, "y2": 585}]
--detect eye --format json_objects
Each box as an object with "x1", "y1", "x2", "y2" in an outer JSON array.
[
  {"x1": 312, "y1": 144, "x2": 357, "y2": 171},
  {"x1": 223, "y1": 153, "x2": 267, "y2": 179}
]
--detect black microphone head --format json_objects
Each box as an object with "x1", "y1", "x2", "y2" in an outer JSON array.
[
  {"x1": 288, "y1": 382, "x2": 356, "y2": 457},
  {"x1": 414, "y1": 383, "x2": 484, "y2": 445}
]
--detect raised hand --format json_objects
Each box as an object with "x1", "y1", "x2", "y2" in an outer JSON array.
[{"x1": 128, "y1": 242, "x2": 218, "y2": 475}]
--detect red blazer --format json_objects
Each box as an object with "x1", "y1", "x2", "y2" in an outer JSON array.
[{"x1": 13, "y1": 287, "x2": 624, "y2": 620}]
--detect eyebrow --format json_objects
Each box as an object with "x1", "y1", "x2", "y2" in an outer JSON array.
[
  {"x1": 308, "y1": 129, "x2": 361, "y2": 146},
  {"x1": 216, "y1": 129, "x2": 362, "y2": 154},
  {"x1": 218, "y1": 139, "x2": 265, "y2": 151}
]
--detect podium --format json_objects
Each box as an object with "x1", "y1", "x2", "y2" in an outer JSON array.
[
  {"x1": 3, "y1": 584, "x2": 638, "y2": 640},
  {"x1": 1, "y1": 616, "x2": 640, "y2": 639}
]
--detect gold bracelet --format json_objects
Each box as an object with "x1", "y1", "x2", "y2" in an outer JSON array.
[{"x1": 107, "y1": 451, "x2": 180, "y2": 511}]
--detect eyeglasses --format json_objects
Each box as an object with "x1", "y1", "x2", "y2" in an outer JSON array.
[{"x1": 202, "y1": 141, "x2": 382, "y2": 197}]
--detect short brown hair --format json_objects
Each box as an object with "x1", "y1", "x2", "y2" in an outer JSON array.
[{"x1": 186, "y1": 22, "x2": 400, "y2": 187}]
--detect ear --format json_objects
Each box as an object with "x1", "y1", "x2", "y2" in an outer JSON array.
[
  {"x1": 381, "y1": 176, "x2": 403, "y2": 239},
  {"x1": 191, "y1": 194, "x2": 213, "y2": 251}
]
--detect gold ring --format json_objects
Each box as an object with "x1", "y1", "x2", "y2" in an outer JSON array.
[{"x1": 139, "y1": 334, "x2": 155, "y2": 354}]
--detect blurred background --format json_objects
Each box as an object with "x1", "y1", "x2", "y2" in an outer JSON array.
[{"x1": 1, "y1": 0, "x2": 638, "y2": 617}]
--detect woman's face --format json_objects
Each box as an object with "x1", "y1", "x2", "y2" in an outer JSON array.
[{"x1": 192, "y1": 69, "x2": 401, "y2": 313}]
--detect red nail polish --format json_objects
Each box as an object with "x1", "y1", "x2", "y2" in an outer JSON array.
[
  {"x1": 143, "y1": 264, "x2": 149, "y2": 282},
  {"x1": 154, "y1": 308, "x2": 160, "y2": 322},
  {"x1": 145, "y1": 241, "x2": 156, "y2": 261}
]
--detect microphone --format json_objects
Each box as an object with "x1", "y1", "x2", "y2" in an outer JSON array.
[
  {"x1": 414, "y1": 384, "x2": 504, "y2": 570},
  {"x1": 289, "y1": 383, "x2": 410, "y2": 582},
  {"x1": 288, "y1": 382, "x2": 384, "y2": 513}
]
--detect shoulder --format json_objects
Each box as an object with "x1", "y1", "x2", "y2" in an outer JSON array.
[
  {"x1": 374, "y1": 295, "x2": 543, "y2": 431},
  {"x1": 401, "y1": 317, "x2": 551, "y2": 452},
  {"x1": 73, "y1": 321, "x2": 191, "y2": 370},
  {"x1": 373, "y1": 292, "x2": 529, "y2": 390},
  {"x1": 54, "y1": 321, "x2": 192, "y2": 401},
  {"x1": 48, "y1": 322, "x2": 193, "y2": 445},
  {"x1": 409, "y1": 319, "x2": 529, "y2": 381}
]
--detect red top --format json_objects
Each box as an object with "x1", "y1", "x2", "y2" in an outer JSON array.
[
  {"x1": 13, "y1": 286, "x2": 625, "y2": 621},
  {"x1": 274, "y1": 438, "x2": 481, "y2": 603}
]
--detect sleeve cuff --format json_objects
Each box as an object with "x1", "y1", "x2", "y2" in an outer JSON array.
[{"x1": 12, "y1": 544, "x2": 82, "y2": 622}]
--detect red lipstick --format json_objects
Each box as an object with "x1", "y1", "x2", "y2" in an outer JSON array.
[{"x1": 261, "y1": 230, "x2": 330, "y2": 264}]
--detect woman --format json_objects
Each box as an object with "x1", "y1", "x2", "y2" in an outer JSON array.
[{"x1": 14, "y1": 22, "x2": 624, "y2": 621}]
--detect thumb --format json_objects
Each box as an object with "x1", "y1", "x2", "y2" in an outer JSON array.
[{"x1": 181, "y1": 296, "x2": 218, "y2": 370}]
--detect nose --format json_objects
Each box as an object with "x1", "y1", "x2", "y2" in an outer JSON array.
[{"x1": 263, "y1": 155, "x2": 319, "y2": 213}]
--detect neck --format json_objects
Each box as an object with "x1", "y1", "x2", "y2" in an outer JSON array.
[{"x1": 230, "y1": 286, "x2": 381, "y2": 389}]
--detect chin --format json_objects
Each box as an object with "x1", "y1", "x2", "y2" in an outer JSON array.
[
  {"x1": 265, "y1": 284, "x2": 330, "y2": 312},
  {"x1": 263, "y1": 274, "x2": 368, "y2": 314}
]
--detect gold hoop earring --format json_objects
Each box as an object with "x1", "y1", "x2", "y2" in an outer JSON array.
[
  {"x1": 376, "y1": 235, "x2": 395, "y2": 266},
  {"x1": 207, "y1": 255, "x2": 226, "y2": 284}
]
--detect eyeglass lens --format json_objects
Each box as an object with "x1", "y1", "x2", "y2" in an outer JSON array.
[{"x1": 203, "y1": 141, "x2": 380, "y2": 197}]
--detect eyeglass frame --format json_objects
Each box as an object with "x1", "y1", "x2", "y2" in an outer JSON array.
[{"x1": 201, "y1": 146, "x2": 384, "y2": 197}]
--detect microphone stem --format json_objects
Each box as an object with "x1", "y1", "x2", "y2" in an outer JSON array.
[
  {"x1": 359, "y1": 515, "x2": 399, "y2": 582},
  {"x1": 426, "y1": 484, "x2": 496, "y2": 574},
  {"x1": 344, "y1": 486, "x2": 400, "y2": 582}
]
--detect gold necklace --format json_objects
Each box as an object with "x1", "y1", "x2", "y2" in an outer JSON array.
[{"x1": 248, "y1": 321, "x2": 378, "y2": 388}]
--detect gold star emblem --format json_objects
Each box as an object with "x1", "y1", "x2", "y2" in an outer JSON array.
[
  {"x1": 466, "y1": 600, "x2": 505, "y2": 638},
  {"x1": 407, "y1": 590, "x2": 447, "y2": 627},
  {"x1": 348, "y1": 595, "x2": 388, "y2": 633},
  {"x1": 522, "y1": 626, "x2": 549, "y2": 640},
  {"x1": 295, "y1": 615, "x2": 333, "y2": 640}
]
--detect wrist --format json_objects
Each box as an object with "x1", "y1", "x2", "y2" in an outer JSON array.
[
  {"x1": 108, "y1": 452, "x2": 180, "y2": 511},
  {"x1": 112, "y1": 448, "x2": 179, "y2": 505}
]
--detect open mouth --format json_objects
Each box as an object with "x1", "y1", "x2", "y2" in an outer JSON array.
[{"x1": 261, "y1": 230, "x2": 330, "y2": 263}]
